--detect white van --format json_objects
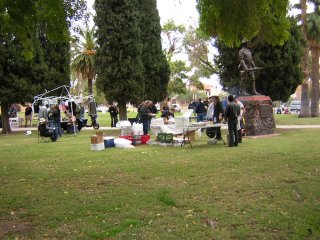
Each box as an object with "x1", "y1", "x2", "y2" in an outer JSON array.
[{"x1": 290, "y1": 101, "x2": 301, "y2": 112}]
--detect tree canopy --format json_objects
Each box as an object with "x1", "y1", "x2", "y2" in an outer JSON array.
[
  {"x1": 214, "y1": 18, "x2": 304, "y2": 101},
  {"x1": 0, "y1": 0, "x2": 86, "y2": 58},
  {"x1": 138, "y1": 0, "x2": 170, "y2": 102},
  {"x1": 197, "y1": 0, "x2": 291, "y2": 46}
]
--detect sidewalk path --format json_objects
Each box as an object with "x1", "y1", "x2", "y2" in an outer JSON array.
[{"x1": 5, "y1": 125, "x2": 320, "y2": 133}]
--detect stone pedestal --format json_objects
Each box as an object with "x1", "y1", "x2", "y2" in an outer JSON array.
[{"x1": 237, "y1": 95, "x2": 276, "y2": 136}]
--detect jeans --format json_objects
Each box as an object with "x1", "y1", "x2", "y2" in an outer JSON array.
[
  {"x1": 228, "y1": 120, "x2": 238, "y2": 147},
  {"x1": 197, "y1": 112, "x2": 206, "y2": 122},
  {"x1": 54, "y1": 121, "x2": 62, "y2": 137},
  {"x1": 141, "y1": 120, "x2": 149, "y2": 135}
]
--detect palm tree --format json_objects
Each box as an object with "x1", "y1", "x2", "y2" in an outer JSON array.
[
  {"x1": 306, "y1": 0, "x2": 320, "y2": 117},
  {"x1": 71, "y1": 26, "x2": 96, "y2": 95},
  {"x1": 299, "y1": 0, "x2": 311, "y2": 117}
]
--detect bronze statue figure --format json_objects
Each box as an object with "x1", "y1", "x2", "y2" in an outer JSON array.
[{"x1": 238, "y1": 40, "x2": 260, "y2": 95}]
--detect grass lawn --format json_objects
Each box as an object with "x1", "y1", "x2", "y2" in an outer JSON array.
[
  {"x1": 274, "y1": 114, "x2": 320, "y2": 125},
  {"x1": 0, "y1": 127, "x2": 319, "y2": 239}
]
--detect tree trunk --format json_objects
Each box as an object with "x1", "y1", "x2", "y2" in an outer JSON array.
[
  {"x1": 88, "y1": 74, "x2": 93, "y2": 95},
  {"x1": 310, "y1": 47, "x2": 319, "y2": 117},
  {"x1": 298, "y1": 0, "x2": 310, "y2": 118},
  {"x1": 1, "y1": 103, "x2": 12, "y2": 134},
  {"x1": 118, "y1": 101, "x2": 128, "y2": 121},
  {"x1": 299, "y1": 82, "x2": 310, "y2": 117}
]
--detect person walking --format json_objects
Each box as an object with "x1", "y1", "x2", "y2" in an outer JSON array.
[{"x1": 224, "y1": 95, "x2": 240, "y2": 147}]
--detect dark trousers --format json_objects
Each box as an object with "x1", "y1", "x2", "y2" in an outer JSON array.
[
  {"x1": 141, "y1": 120, "x2": 149, "y2": 135},
  {"x1": 228, "y1": 120, "x2": 238, "y2": 147},
  {"x1": 110, "y1": 115, "x2": 118, "y2": 127}
]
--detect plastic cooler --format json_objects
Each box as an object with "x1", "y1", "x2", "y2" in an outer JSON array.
[{"x1": 104, "y1": 137, "x2": 115, "y2": 148}]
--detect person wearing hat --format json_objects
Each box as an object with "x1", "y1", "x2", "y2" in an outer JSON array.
[{"x1": 238, "y1": 39, "x2": 260, "y2": 95}]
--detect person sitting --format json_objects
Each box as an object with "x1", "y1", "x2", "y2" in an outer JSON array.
[{"x1": 38, "y1": 118, "x2": 58, "y2": 142}]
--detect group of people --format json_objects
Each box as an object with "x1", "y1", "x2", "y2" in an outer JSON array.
[
  {"x1": 38, "y1": 103, "x2": 63, "y2": 140},
  {"x1": 189, "y1": 95, "x2": 244, "y2": 147}
]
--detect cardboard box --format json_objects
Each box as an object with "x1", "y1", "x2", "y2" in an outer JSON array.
[
  {"x1": 91, "y1": 135, "x2": 104, "y2": 144},
  {"x1": 91, "y1": 135, "x2": 99, "y2": 144},
  {"x1": 97, "y1": 134, "x2": 104, "y2": 143},
  {"x1": 91, "y1": 143, "x2": 105, "y2": 151}
]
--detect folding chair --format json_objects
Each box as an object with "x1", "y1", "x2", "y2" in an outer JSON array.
[{"x1": 38, "y1": 123, "x2": 57, "y2": 142}]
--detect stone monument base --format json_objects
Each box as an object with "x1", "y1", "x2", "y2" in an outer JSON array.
[{"x1": 237, "y1": 95, "x2": 276, "y2": 136}]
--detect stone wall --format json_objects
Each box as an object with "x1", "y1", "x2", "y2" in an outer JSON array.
[{"x1": 237, "y1": 95, "x2": 276, "y2": 136}]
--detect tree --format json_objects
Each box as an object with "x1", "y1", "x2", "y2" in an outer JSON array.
[
  {"x1": 0, "y1": 0, "x2": 86, "y2": 58},
  {"x1": 183, "y1": 27, "x2": 217, "y2": 78},
  {"x1": 138, "y1": 0, "x2": 170, "y2": 102},
  {"x1": 71, "y1": 26, "x2": 96, "y2": 95},
  {"x1": 197, "y1": 0, "x2": 291, "y2": 46},
  {"x1": 161, "y1": 20, "x2": 205, "y2": 95},
  {"x1": 298, "y1": 0, "x2": 311, "y2": 117},
  {"x1": 0, "y1": 19, "x2": 70, "y2": 134},
  {"x1": 306, "y1": 0, "x2": 320, "y2": 117},
  {"x1": 214, "y1": 18, "x2": 304, "y2": 101},
  {"x1": 95, "y1": 0, "x2": 145, "y2": 120}
]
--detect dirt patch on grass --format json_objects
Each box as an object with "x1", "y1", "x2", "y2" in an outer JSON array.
[
  {"x1": 244, "y1": 134, "x2": 281, "y2": 139},
  {"x1": 0, "y1": 219, "x2": 33, "y2": 237}
]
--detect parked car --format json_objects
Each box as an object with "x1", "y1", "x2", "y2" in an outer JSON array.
[
  {"x1": 289, "y1": 101, "x2": 301, "y2": 113},
  {"x1": 172, "y1": 104, "x2": 181, "y2": 112}
]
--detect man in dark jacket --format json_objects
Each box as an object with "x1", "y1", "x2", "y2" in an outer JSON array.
[
  {"x1": 108, "y1": 103, "x2": 119, "y2": 127},
  {"x1": 195, "y1": 98, "x2": 207, "y2": 122},
  {"x1": 138, "y1": 101, "x2": 155, "y2": 135},
  {"x1": 224, "y1": 95, "x2": 240, "y2": 147}
]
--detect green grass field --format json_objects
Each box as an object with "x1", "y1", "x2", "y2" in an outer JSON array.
[
  {"x1": 274, "y1": 114, "x2": 320, "y2": 125},
  {"x1": 0, "y1": 125, "x2": 320, "y2": 239}
]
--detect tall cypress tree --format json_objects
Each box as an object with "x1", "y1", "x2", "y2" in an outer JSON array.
[
  {"x1": 138, "y1": 0, "x2": 170, "y2": 102},
  {"x1": 95, "y1": 0, "x2": 144, "y2": 120}
]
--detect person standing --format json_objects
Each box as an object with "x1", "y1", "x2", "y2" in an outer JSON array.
[
  {"x1": 195, "y1": 98, "x2": 207, "y2": 122},
  {"x1": 224, "y1": 95, "x2": 240, "y2": 147},
  {"x1": 38, "y1": 103, "x2": 48, "y2": 121},
  {"x1": 138, "y1": 101, "x2": 155, "y2": 135},
  {"x1": 108, "y1": 103, "x2": 119, "y2": 127},
  {"x1": 148, "y1": 101, "x2": 158, "y2": 129},
  {"x1": 52, "y1": 105, "x2": 62, "y2": 138},
  {"x1": 235, "y1": 97, "x2": 245, "y2": 143},
  {"x1": 206, "y1": 97, "x2": 214, "y2": 121},
  {"x1": 212, "y1": 96, "x2": 224, "y2": 140},
  {"x1": 24, "y1": 104, "x2": 32, "y2": 127}
]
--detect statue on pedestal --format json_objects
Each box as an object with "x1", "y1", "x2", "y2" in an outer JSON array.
[{"x1": 238, "y1": 40, "x2": 261, "y2": 96}]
